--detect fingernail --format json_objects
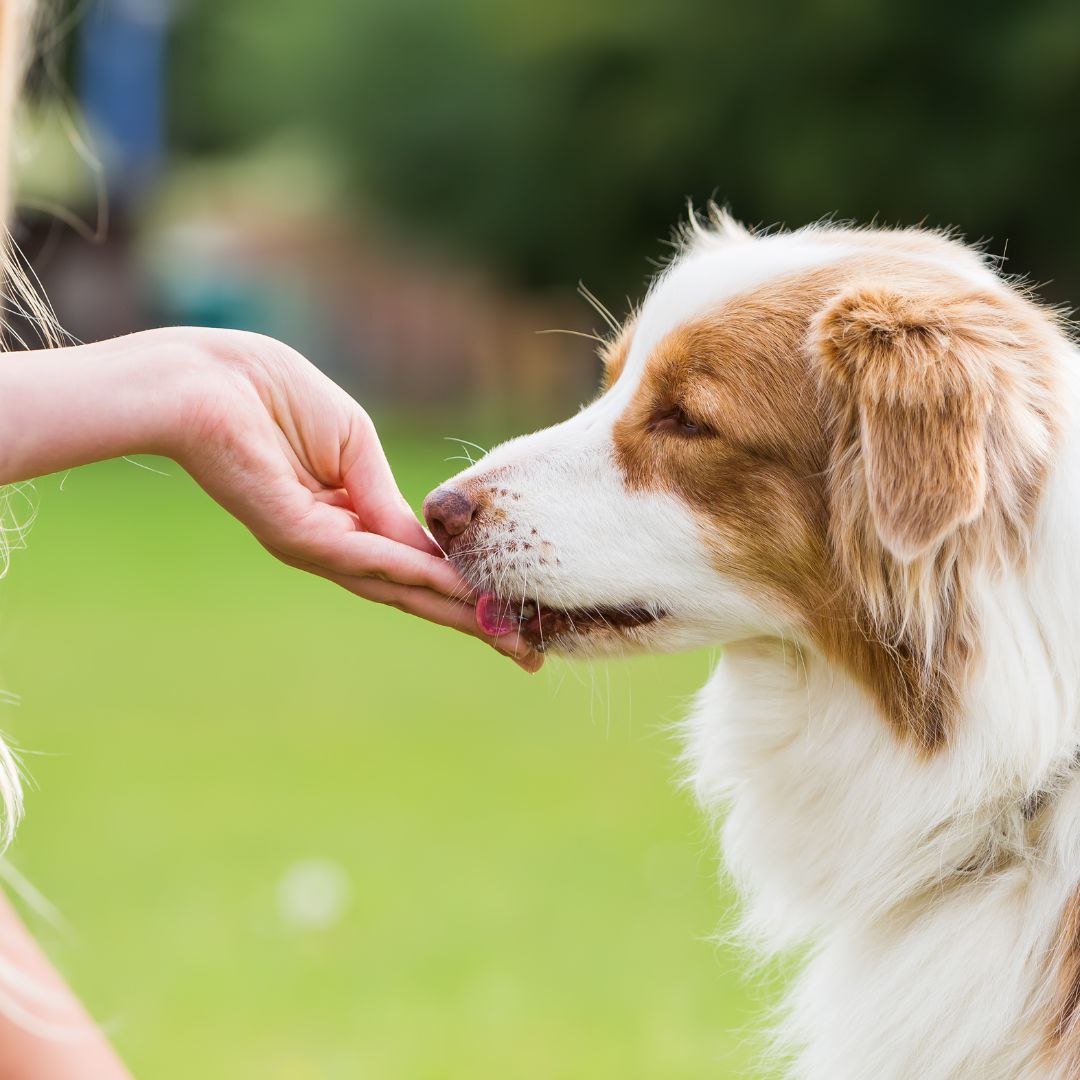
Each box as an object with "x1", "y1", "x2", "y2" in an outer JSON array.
[
  {"x1": 511, "y1": 649, "x2": 543, "y2": 673},
  {"x1": 492, "y1": 637, "x2": 542, "y2": 673}
]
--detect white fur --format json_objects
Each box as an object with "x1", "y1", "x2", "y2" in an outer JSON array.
[{"x1": 444, "y1": 226, "x2": 1080, "y2": 1077}]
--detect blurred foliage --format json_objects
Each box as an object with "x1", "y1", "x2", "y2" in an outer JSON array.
[{"x1": 168, "y1": 0, "x2": 1080, "y2": 306}]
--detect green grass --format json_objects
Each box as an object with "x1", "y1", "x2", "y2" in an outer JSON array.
[{"x1": 0, "y1": 431, "x2": 777, "y2": 1079}]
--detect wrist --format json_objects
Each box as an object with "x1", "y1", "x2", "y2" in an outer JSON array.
[
  {"x1": 133, "y1": 326, "x2": 243, "y2": 462},
  {"x1": 156, "y1": 326, "x2": 282, "y2": 467}
]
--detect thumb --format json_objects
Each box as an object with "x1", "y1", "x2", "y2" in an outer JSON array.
[{"x1": 341, "y1": 408, "x2": 440, "y2": 555}]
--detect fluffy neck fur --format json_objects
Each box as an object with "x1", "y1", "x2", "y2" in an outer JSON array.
[{"x1": 685, "y1": 353, "x2": 1080, "y2": 1079}]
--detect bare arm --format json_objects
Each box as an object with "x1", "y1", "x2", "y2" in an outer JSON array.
[
  {"x1": 0, "y1": 327, "x2": 540, "y2": 669},
  {"x1": 0, "y1": 895, "x2": 132, "y2": 1079}
]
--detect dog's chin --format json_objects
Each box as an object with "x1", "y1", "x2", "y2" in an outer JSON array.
[{"x1": 473, "y1": 590, "x2": 666, "y2": 655}]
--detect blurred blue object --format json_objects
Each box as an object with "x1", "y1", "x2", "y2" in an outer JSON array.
[{"x1": 79, "y1": 0, "x2": 172, "y2": 202}]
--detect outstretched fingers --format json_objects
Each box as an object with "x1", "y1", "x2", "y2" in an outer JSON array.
[
  {"x1": 322, "y1": 530, "x2": 467, "y2": 596},
  {"x1": 267, "y1": 495, "x2": 464, "y2": 597}
]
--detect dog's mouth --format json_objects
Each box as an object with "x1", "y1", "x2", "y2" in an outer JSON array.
[{"x1": 475, "y1": 592, "x2": 663, "y2": 650}]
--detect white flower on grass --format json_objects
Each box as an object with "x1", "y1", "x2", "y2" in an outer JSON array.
[{"x1": 277, "y1": 857, "x2": 351, "y2": 931}]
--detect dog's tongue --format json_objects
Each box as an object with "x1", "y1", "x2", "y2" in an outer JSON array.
[{"x1": 476, "y1": 592, "x2": 519, "y2": 636}]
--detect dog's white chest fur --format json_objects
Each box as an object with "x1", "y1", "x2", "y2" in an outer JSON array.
[{"x1": 685, "y1": 580, "x2": 1080, "y2": 1079}]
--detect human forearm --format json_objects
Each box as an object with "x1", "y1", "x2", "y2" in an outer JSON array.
[{"x1": 0, "y1": 329, "x2": 194, "y2": 485}]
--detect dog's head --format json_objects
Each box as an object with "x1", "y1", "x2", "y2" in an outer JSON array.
[{"x1": 425, "y1": 216, "x2": 1062, "y2": 746}]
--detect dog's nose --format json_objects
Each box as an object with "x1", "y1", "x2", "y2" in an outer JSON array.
[{"x1": 423, "y1": 486, "x2": 478, "y2": 550}]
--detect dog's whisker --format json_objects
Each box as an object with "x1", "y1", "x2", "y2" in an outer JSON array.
[
  {"x1": 443, "y1": 435, "x2": 490, "y2": 458},
  {"x1": 446, "y1": 545, "x2": 501, "y2": 560},
  {"x1": 577, "y1": 281, "x2": 621, "y2": 335},
  {"x1": 535, "y1": 327, "x2": 606, "y2": 344}
]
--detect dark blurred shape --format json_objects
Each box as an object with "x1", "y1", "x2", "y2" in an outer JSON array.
[
  {"x1": 20, "y1": 0, "x2": 1080, "y2": 418},
  {"x1": 168, "y1": 0, "x2": 1080, "y2": 308}
]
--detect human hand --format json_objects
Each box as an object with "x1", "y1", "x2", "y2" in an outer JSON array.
[{"x1": 169, "y1": 328, "x2": 543, "y2": 672}]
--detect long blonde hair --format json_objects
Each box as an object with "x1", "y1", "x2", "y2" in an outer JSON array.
[
  {"x1": 0, "y1": 0, "x2": 63, "y2": 344},
  {"x1": 0, "y1": 0, "x2": 42, "y2": 847},
  {"x1": 0, "y1": 0, "x2": 37, "y2": 212}
]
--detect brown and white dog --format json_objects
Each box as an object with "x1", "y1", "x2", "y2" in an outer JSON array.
[{"x1": 423, "y1": 213, "x2": 1080, "y2": 1078}]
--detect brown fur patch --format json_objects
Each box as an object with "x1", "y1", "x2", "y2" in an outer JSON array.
[
  {"x1": 612, "y1": 248, "x2": 1060, "y2": 749},
  {"x1": 599, "y1": 321, "x2": 634, "y2": 391},
  {"x1": 816, "y1": 287, "x2": 996, "y2": 559},
  {"x1": 1046, "y1": 890, "x2": 1080, "y2": 1074}
]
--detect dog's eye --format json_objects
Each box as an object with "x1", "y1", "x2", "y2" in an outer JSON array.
[{"x1": 648, "y1": 406, "x2": 707, "y2": 437}]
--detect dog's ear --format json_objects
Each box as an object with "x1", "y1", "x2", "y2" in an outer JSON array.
[{"x1": 812, "y1": 286, "x2": 1000, "y2": 562}]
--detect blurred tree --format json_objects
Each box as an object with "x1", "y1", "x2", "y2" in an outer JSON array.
[{"x1": 168, "y1": 0, "x2": 1080, "y2": 309}]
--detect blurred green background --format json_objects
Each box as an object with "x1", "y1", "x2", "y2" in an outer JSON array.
[{"x1": 5, "y1": 0, "x2": 1079, "y2": 1075}]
